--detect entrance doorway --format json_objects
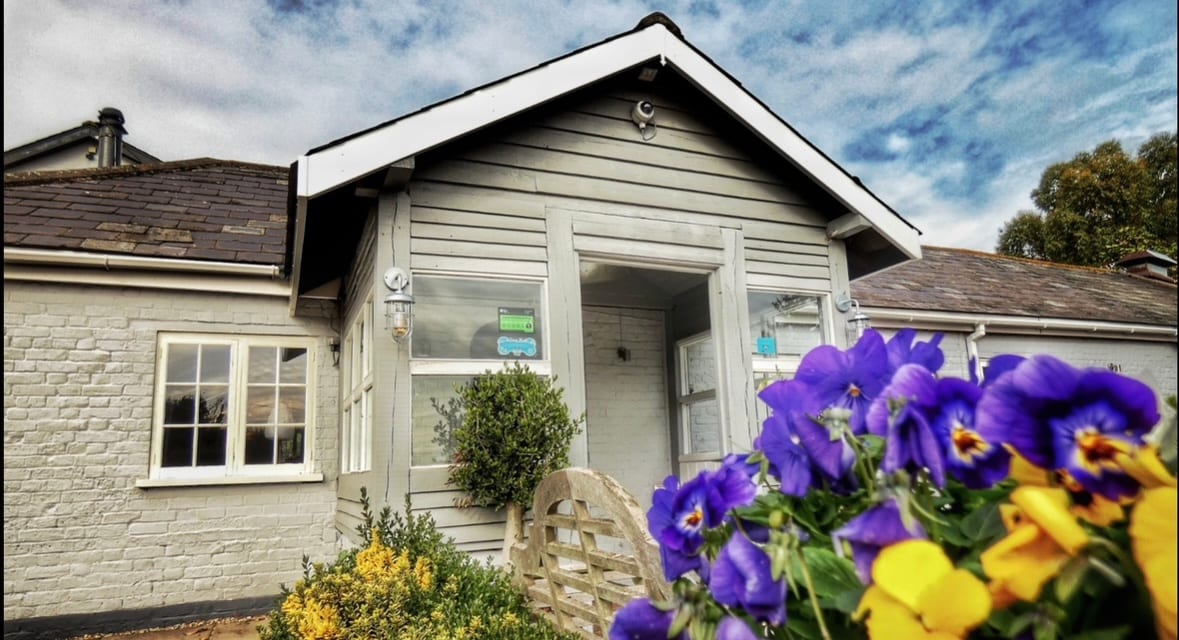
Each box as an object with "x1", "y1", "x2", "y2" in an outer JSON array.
[{"x1": 579, "y1": 261, "x2": 713, "y2": 509}]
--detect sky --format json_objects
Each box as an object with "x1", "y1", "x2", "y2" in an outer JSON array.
[{"x1": 4, "y1": 0, "x2": 1176, "y2": 252}]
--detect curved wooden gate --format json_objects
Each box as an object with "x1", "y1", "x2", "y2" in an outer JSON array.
[{"x1": 509, "y1": 467, "x2": 671, "y2": 639}]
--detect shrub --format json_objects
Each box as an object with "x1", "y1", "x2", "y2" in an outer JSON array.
[
  {"x1": 258, "y1": 488, "x2": 577, "y2": 640},
  {"x1": 448, "y1": 362, "x2": 583, "y2": 511}
]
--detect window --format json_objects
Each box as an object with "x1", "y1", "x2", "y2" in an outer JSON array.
[
  {"x1": 748, "y1": 292, "x2": 828, "y2": 425},
  {"x1": 150, "y1": 334, "x2": 316, "y2": 482},
  {"x1": 677, "y1": 333, "x2": 720, "y2": 460},
  {"x1": 409, "y1": 275, "x2": 548, "y2": 467},
  {"x1": 341, "y1": 297, "x2": 373, "y2": 473}
]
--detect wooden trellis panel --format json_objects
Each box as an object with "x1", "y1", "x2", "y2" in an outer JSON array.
[{"x1": 510, "y1": 468, "x2": 671, "y2": 639}]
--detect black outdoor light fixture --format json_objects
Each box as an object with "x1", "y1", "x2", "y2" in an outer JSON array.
[{"x1": 383, "y1": 267, "x2": 414, "y2": 344}]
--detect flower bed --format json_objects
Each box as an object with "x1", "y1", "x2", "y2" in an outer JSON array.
[
  {"x1": 613, "y1": 328, "x2": 1177, "y2": 640},
  {"x1": 258, "y1": 489, "x2": 578, "y2": 640}
]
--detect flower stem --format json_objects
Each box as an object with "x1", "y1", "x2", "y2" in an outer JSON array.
[{"x1": 796, "y1": 547, "x2": 833, "y2": 640}]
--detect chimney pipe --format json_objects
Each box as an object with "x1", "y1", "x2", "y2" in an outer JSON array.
[{"x1": 95, "y1": 107, "x2": 126, "y2": 168}]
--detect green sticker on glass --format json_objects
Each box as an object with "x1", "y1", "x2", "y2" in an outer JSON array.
[{"x1": 499, "y1": 314, "x2": 535, "y2": 333}]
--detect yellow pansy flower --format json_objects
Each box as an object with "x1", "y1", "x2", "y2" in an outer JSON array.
[
  {"x1": 854, "y1": 539, "x2": 991, "y2": 639},
  {"x1": 1115, "y1": 444, "x2": 1178, "y2": 491},
  {"x1": 1009, "y1": 450, "x2": 1126, "y2": 526},
  {"x1": 980, "y1": 486, "x2": 1089, "y2": 604},
  {"x1": 1130, "y1": 486, "x2": 1177, "y2": 640}
]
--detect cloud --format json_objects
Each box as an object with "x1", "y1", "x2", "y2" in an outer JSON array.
[{"x1": 4, "y1": 0, "x2": 1176, "y2": 254}]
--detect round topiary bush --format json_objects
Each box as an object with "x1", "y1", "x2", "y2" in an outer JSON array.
[{"x1": 447, "y1": 362, "x2": 583, "y2": 559}]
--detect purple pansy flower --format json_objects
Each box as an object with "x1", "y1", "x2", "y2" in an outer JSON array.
[
  {"x1": 647, "y1": 469, "x2": 757, "y2": 582},
  {"x1": 886, "y1": 328, "x2": 946, "y2": 375},
  {"x1": 791, "y1": 328, "x2": 890, "y2": 435},
  {"x1": 759, "y1": 379, "x2": 857, "y2": 487},
  {"x1": 969, "y1": 354, "x2": 1026, "y2": 387},
  {"x1": 609, "y1": 598, "x2": 685, "y2": 640},
  {"x1": 930, "y1": 377, "x2": 1010, "y2": 488},
  {"x1": 756, "y1": 412, "x2": 814, "y2": 497},
  {"x1": 976, "y1": 355, "x2": 1160, "y2": 500},
  {"x1": 831, "y1": 498, "x2": 926, "y2": 584},
  {"x1": 717, "y1": 616, "x2": 759, "y2": 640},
  {"x1": 710, "y1": 533, "x2": 788, "y2": 625},
  {"x1": 866, "y1": 364, "x2": 947, "y2": 486}
]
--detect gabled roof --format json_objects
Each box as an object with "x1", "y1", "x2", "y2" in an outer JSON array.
[
  {"x1": 853, "y1": 246, "x2": 1178, "y2": 329},
  {"x1": 291, "y1": 14, "x2": 922, "y2": 299},
  {"x1": 4, "y1": 120, "x2": 161, "y2": 171},
  {"x1": 4, "y1": 159, "x2": 290, "y2": 266}
]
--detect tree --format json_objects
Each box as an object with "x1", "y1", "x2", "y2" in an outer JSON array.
[
  {"x1": 446, "y1": 362, "x2": 583, "y2": 563},
  {"x1": 996, "y1": 132, "x2": 1177, "y2": 272}
]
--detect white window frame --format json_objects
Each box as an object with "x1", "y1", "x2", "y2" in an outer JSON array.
[
  {"x1": 749, "y1": 290, "x2": 833, "y2": 380},
  {"x1": 341, "y1": 296, "x2": 374, "y2": 474},
  {"x1": 676, "y1": 331, "x2": 721, "y2": 462},
  {"x1": 408, "y1": 271, "x2": 551, "y2": 468},
  {"x1": 143, "y1": 333, "x2": 318, "y2": 486}
]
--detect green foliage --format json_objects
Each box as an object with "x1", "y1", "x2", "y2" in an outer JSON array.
[
  {"x1": 996, "y1": 132, "x2": 1178, "y2": 273},
  {"x1": 447, "y1": 362, "x2": 584, "y2": 511},
  {"x1": 257, "y1": 487, "x2": 577, "y2": 640}
]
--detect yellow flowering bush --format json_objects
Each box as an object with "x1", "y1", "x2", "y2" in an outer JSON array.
[{"x1": 259, "y1": 490, "x2": 577, "y2": 640}]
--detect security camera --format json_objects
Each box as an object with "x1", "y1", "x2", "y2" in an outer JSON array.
[{"x1": 631, "y1": 100, "x2": 656, "y2": 129}]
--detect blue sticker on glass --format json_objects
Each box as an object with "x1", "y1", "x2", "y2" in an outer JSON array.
[
  {"x1": 756, "y1": 336, "x2": 777, "y2": 356},
  {"x1": 497, "y1": 336, "x2": 538, "y2": 357}
]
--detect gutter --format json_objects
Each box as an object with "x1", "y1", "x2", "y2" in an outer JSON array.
[
  {"x1": 4, "y1": 247, "x2": 283, "y2": 279},
  {"x1": 865, "y1": 307, "x2": 1177, "y2": 341}
]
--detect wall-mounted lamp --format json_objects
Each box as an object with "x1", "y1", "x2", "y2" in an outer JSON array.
[
  {"x1": 383, "y1": 267, "x2": 414, "y2": 343},
  {"x1": 329, "y1": 337, "x2": 341, "y2": 367},
  {"x1": 834, "y1": 292, "x2": 871, "y2": 343}
]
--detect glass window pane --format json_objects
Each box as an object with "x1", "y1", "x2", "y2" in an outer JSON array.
[
  {"x1": 166, "y1": 344, "x2": 198, "y2": 382},
  {"x1": 201, "y1": 345, "x2": 231, "y2": 383},
  {"x1": 164, "y1": 386, "x2": 197, "y2": 425},
  {"x1": 198, "y1": 386, "x2": 228, "y2": 424},
  {"x1": 161, "y1": 427, "x2": 193, "y2": 466},
  {"x1": 683, "y1": 339, "x2": 716, "y2": 394},
  {"x1": 278, "y1": 387, "x2": 306, "y2": 423},
  {"x1": 277, "y1": 427, "x2": 305, "y2": 464},
  {"x1": 195, "y1": 427, "x2": 226, "y2": 466},
  {"x1": 684, "y1": 398, "x2": 720, "y2": 455},
  {"x1": 248, "y1": 347, "x2": 277, "y2": 384},
  {"x1": 279, "y1": 348, "x2": 307, "y2": 383},
  {"x1": 411, "y1": 277, "x2": 544, "y2": 360},
  {"x1": 245, "y1": 426, "x2": 274, "y2": 464},
  {"x1": 247, "y1": 387, "x2": 275, "y2": 424},
  {"x1": 411, "y1": 375, "x2": 470, "y2": 466},
  {"x1": 748, "y1": 292, "x2": 824, "y2": 359}
]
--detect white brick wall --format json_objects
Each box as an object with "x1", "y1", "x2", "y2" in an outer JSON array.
[
  {"x1": 872, "y1": 327, "x2": 1177, "y2": 403},
  {"x1": 3, "y1": 281, "x2": 339, "y2": 622},
  {"x1": 582, "y1": 307, "x2": 671, "y2": 511}
]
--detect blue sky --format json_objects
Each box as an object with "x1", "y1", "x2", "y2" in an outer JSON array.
[{"x1": 4, "y1": 0, "x2": 1176, "y2": 252}]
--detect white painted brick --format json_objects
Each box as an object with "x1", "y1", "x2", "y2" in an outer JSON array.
[{"x1": 4, "y1": 282, "x2": 339, "y2": 621}]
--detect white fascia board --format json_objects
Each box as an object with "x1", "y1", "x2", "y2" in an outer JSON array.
[
  {"x1": 299, "y1": 27, "x2": 667, "y2": 199},
  {"x1": 865, "y1": 306, "x2": 1178, "y2": 341},
  {"x1": 657, "y1": 36, "x2": 922, "y2": 260}
]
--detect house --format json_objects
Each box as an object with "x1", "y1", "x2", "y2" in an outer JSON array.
[
  {"x1": 851, "y1": 246, "x2": 1178, "y2": 399},
  {"x1": 3, "y1": 12, "x2": 924, "y2": 637},
  {"x1": 285, "y1": 10, "x2": 920, "y2": 556},
  {"x1": 3, "y1": 159, "x2": 338, "y2": 638},
  {"x1": 4, "y1": 107, "x2": 161, "y2": 174}
]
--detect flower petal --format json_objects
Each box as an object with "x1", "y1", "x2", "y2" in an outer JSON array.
[
  {"x1": 1010, "y1": 486, "x2": 1088, "y2": 555},
  {"x1": 872, "y1": 540, "x2": 952, "y2": 612},
  {"x1": 918, "y1": 568, "x2": 992, "y2": 636},
  {"x1": 1130, "y1": 487, "x2": 1178, "y2": 640}
]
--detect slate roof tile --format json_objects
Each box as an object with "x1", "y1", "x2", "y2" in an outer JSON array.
[
  {"x1": 853, "y1": 246, "x2": 1177, "y2": 327},
  {"x1": 3, "y1": 158, "x2": 289, "y2": 266}
]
